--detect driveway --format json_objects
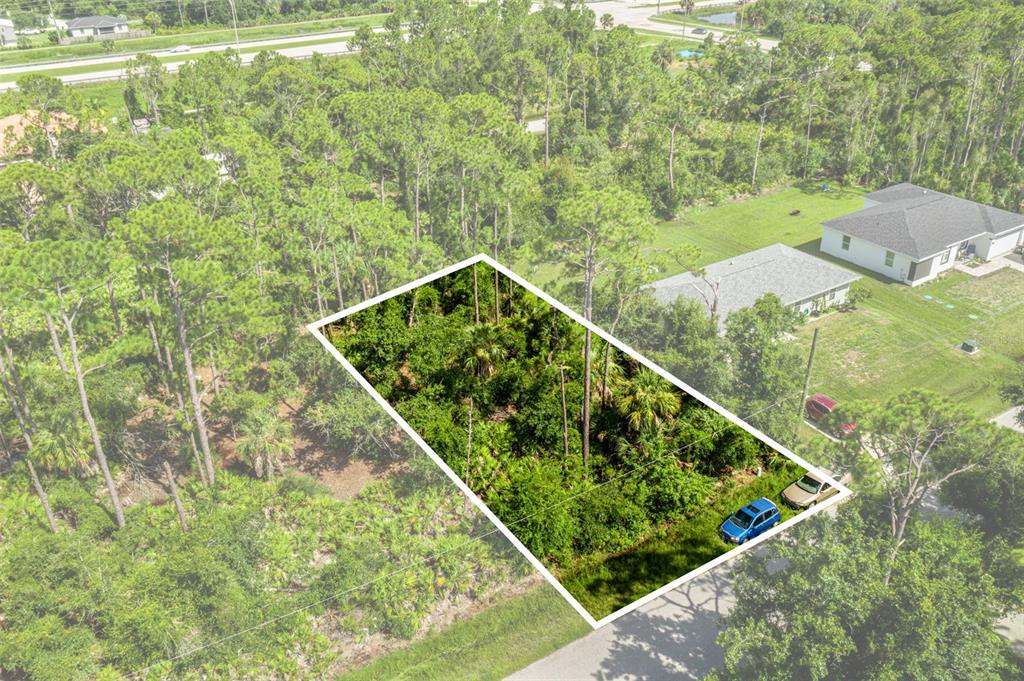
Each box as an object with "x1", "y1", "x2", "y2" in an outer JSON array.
[{"x1": 992, "y1": 406, "x2": 1024, "y2": 434}]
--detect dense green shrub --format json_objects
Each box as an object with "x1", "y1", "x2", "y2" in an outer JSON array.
[{"x1": 488, "y1": 458, "x2": 579, "y2": 561}]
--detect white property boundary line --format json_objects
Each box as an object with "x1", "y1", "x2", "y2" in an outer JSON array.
[{"x1": 306, "y1": 253, "x2": 852, "y2": 629}]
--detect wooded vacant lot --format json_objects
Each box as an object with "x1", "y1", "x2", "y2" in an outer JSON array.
[{"x1": 329, "y1": 261, "x2": 812, "y2": 618}]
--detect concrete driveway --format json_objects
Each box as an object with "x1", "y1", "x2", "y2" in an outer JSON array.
[{"x1": 992, "y1": 406, "x2": 1024, "y2": 434}]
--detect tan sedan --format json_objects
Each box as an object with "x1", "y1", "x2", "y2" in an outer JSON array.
[{"x1": 781, "y1": 470, "x2": 847, "y2": 509}]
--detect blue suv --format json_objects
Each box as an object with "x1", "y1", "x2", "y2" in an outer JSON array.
[{"x1": 719, "y1": 497, "x2": 781, "y2": 545}]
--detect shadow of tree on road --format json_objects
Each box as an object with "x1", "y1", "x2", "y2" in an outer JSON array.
[{"x1": 595, "y1": 567, "x2": 735, "y2": 680}]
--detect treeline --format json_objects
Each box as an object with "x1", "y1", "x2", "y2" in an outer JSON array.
[
  {"x1": 741, "y1": 0, "x2": 1024, "y2": 208},
  {"x1": 330, "y1": 264, "x2": 785, "y2": 564}
]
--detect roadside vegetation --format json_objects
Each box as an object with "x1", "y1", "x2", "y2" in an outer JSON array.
[
  {"x1": 560, "y1": 459, "x2": 802, "y2": 617},
  {"x1": 0, "y1": 15, "x2": 388, "y2": 67}
]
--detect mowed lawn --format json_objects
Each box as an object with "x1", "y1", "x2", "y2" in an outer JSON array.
[
  {"x1": 795, "y1": 267, "x2": 1024, "y2": 419},
  {"x1": 558, "y1": 460, "x2": 804, "y2": 620},
  {"x1": 652, "y1": 183, "x2": 865, "y2": 274},
  {"x1": 652, "y1": 183, "x2": 1024, "y2": 420}
]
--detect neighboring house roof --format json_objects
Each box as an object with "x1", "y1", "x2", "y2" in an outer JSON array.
[
  {"x1": 824, "y1": 183, "x2": 1024, "y2": 260},
  {"x1": 66, "y1": 15, "x2": 125, "y2": 30},
  {"x1": 649, "y1": 243, "x2": 860, "y2": 324},
  {"x1": 0, "y1": 110, "x2": 105, "y2": 158}
]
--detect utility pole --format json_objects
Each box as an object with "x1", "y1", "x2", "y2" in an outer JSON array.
[
  {"x1": 227, "y1": 0, "x2": 240, "y2": 48},
  {"x1": 796, "y1": 326, "x2": 819, "y2": 436}
]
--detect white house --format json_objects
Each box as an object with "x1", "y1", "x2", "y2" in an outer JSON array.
[
  {"x1": 66, "y1": 15, "x2": 129, "y2": 39},
  {"x1": 822, "y1": 183, "x2": 1024, "y2": 286},
  {"x1": 649, "y1": 243, "x2": 861, "y2": 330},
  {"x1": 0, "y1": 19, "x2": 15, "y2": 47}
]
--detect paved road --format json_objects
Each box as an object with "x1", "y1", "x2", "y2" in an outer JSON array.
[
  {"x1": 0, "y1": 28, "x2": 370, "y2": 77},
  {"x1": 595, "y1": 0, "x2": 778, "y2": 50},
  {"x1": 510, "y1": 566, "x2": 736, "y2": 681},
  {"x1": 0, "y1": 36, "x2": 361, "y2": 91},
  {"x1": 511, "y1": 488, "x2": 1023, "y2": 679}
]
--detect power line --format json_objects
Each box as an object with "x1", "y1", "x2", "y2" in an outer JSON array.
[
  {"x1": 126, "y1": 393, "x2": 796, "y2": 678},
  {"x1": 125, "y1": 277, "x2": 1022, "y2": 676}
]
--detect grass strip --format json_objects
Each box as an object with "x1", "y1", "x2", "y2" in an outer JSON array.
[{"x1": 338, "y1": 583, "x2": 590, "y2": 680}]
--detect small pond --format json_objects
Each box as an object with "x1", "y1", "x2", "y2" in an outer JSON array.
[{"x1": 701, "y1": 11, "x2": 736, "y2": 25}]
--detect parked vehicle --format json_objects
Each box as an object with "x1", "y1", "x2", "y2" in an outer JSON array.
[
  {"x1": 804, "y1": 393, "x2": 857, "y2": 436},
  {"x1": 782, "y1": 469, "x2": 848, "y2": 509},
  {"x1": 719, "y1": 497, "x2": 781, "y2": 545}
]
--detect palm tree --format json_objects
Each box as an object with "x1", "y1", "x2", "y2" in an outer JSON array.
[
  {"x1": 31, "y1": 422, "x2": 92, "y2": 476},
  {"x1": 616, "y1": 369, "x2": 682, "y2": 435},
  {"x1": 461, "y1": 325, "x2": 507, "y2": 381},
  {"x1": 679, "y1": 0, "x2": 695, "y2": 34},
  {"x1": 652, "y1": 42, "x2": 675, "y2": 72},
  {"x1": 236, "y1": 410, "x2": 293, "y2": 482}
]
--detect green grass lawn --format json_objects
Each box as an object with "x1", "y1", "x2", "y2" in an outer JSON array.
[
  {"x1": 338, "y1": 583, "x2": 589, "y2": 680},
  {"x1": 653, "y1": 183, "x2": 866, "y2": 274},
  {"x1": 558, "y1": 459, "x2": 803, "y2": 620},
  {"x1": 650, "y1": 182, "x2": 1024, "y2": 420},
  {"x1": 795, "y1": 267, "x2": 1024, "y2": 419},
  {"x1": 515, "y1": 183, "x2": 863, "y2": 297},
  {"x1": 0, "y1": 14, "x2": 387, "y2": 67}
]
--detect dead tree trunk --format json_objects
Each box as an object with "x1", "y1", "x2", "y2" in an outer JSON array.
[{"x1": 167, "y1": 272, "x2": 216, "y2": 486}]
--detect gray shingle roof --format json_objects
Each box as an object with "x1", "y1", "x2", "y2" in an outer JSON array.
[
  {"x1": 649, "y1": 244, "x2": 860, "y2": 324},
  {"x1": 67, "y1": 15, "x2": 125, "y2": 30},
  {"x1": 824, "y1": 183, "x2": 1024, "y2": 259}
]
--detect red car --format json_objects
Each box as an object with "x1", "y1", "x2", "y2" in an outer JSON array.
[{"x1": 805, "y1": 393, "x2": 857, "y2": 437}]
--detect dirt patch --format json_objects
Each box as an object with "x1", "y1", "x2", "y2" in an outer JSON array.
[
  {"x1": 116, "y1": 399, "x2": 196, "y2": 508},
  {"x1": 212, "y1": 397, "x2": 399, "y2": 501},
  {"x1": 488, "y1": 403, "x2": 519, "y2": 423}
]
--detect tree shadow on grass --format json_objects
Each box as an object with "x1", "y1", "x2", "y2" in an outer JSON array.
[{"x1": 568, "y1": 527, "x2": 730, "y2": 621}]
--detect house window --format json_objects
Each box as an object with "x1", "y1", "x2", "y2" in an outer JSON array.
[
  {"x1": 940, "y1": 249, "x2": 950, "y2": 265},
  {"x1": 884, "y1": 250, "x2": 895, "y2": 267},
  {"x1": 828, "y1": 290, "x2": 836, "y2": 301},
  {"x1": 841, "y1": 235, "x2": 851, "y2": 251}
]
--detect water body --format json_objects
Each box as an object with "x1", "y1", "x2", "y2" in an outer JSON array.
[{"x1": 701, "y1": 11, "x2": 736, "y2": 25}]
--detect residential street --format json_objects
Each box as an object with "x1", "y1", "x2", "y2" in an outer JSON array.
[
  {"x1": 511, "y1": 489, "x2": 1024, "y2": 679},
  {"x1": 510, "y1": 566, "x2": 736, "y2": 681}
]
